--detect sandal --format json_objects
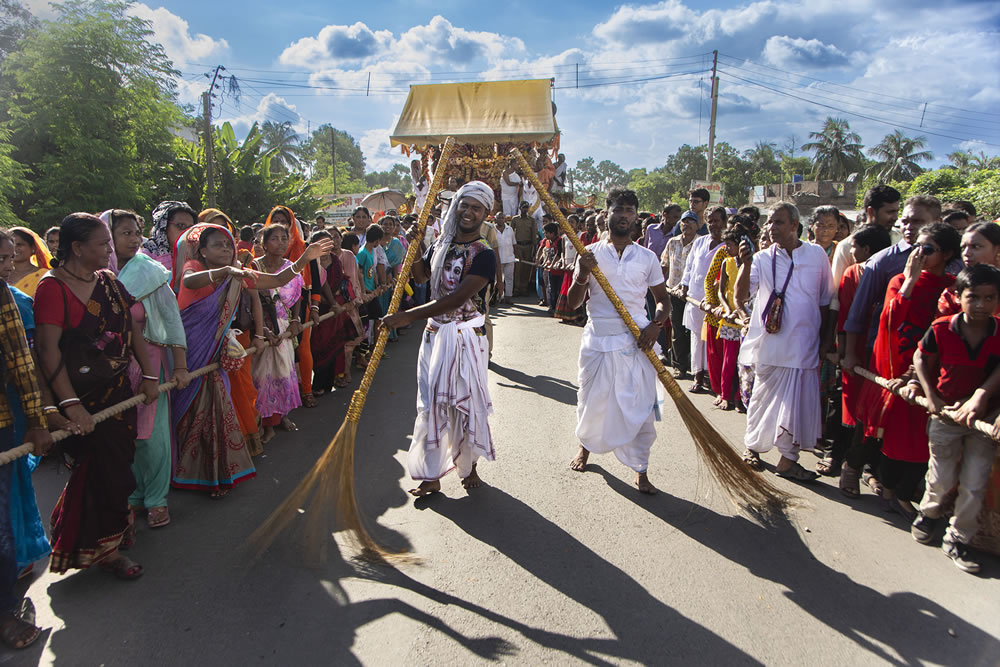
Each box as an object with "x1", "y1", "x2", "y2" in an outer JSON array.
[
  {"x1": 775, "y1": 462, "x2": 819, "y2": 483},
  {"x1": 862, "y1": 468, "x2": 884, "y2": 497},
  {"x1": 210, "y1": 488, "x2": 230, "y2": 499},
  {"x1": 301, "y1": 393, "x2": 318, "y2": 408},
  {"x1": 147, "y1": 506, "x2": 170, "y2": 529},
  {"x1": 99, "y1": 555, "x2": 143, "y2": 580},
  {"x1": 816, "y1": 457, "x2": 841, "y2": 477},
  {"x1": 0, "y1": 614, "x2": 40, "y2": 650},
  {"x1": 839, "y1": 463, "x2": 861, "y2": 498},
  {"x1": 742, "y1": 449, "x2": 764, "y2": 471},
  {"x1": 120, "y1": 509, "x2": 136, "y2": 550}
]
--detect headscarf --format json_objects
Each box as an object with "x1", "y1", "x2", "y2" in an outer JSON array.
[
  {"x1": 198, "y1": 208, "x2": 236, "y2": 235},
  {"x1": 143, "y1": 201, "x2": 197, "y2": 258},
  {"x1": 170, "y1": 223, "x2": 238, "y2": 293},
  {"x1": 97, "y1": 210, "x2": 119, "y2": 274},
  {"x1": 9, "y1": 227, "x2": 52, "y2": 270},
  {"x1": 428, "y1": 180, "x2": 494, "y2": 300},
  {"x1": 264, "y1": 205, "x2": 311, "y2": 287}
]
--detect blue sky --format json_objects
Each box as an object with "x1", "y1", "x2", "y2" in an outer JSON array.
[{"x1": 27, "y1": 0, "x2": 1000, "y2": 175}]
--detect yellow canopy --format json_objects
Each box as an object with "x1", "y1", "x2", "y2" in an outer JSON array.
[{"x1": 390, "y1": 79, "x2": 557, "y2": 147}]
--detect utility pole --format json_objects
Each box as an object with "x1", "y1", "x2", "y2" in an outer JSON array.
[
  {"x1": 203, "y1": 65, "x2": 224, "y2": 208},
  {"x1": 330, "y1": 127, "x2": 337, "y2": 194},
  {"x1": 919, "y1": 102, "x2": 928, "y2": 128},
  {"x1": 575, "y1": 63, "x2": 579, "y2": 89},
  {"x1": 705, "y1": 50, "x2": 719, "y2": 182}
]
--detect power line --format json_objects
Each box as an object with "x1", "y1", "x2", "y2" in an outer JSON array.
[{"x1": 719, "y1": 70, "x2": 1000, "y2": 148}]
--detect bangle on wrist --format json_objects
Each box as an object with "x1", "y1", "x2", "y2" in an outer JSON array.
[
  {"x1": 59, "y1": 398, "x2": 81, "y2": 408},
  {"x1": 574, "y1": 274, "x2": 589, "y2": 285},
  {"x1": 173, "y1": 366, "x2": 188, "y2": 372},
  {"x1": 906, "y1": 379, "x2": 921, "y2": 386},
  {"x1": 43, "y1": 405, "x2": 59, "y2": 415},
  {"x1": 142, "y1": 374, "x2": 159, "y2": 382},
  {"x1": 254, "y1": 334, "x2": 266, "y2": 340}
]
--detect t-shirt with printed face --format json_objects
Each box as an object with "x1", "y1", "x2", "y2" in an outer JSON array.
[
  {"x1": 423, "y1": 239, "x2": 496, "y2": 324},
  {"x1": 356, "y1": 247, "x2": 377, "y2": 291}
]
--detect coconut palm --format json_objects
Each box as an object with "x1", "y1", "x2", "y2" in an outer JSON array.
[
  {"x1": 869, "y1": 131, "x2": 933, "y2": 182},
  {"x1": 946, "y1": 149, "x2": 1000, "y2": 173},
  {"x1": 802, "y1": 117, "x2": 865, "y2": 181},
  {"x1": 260, "y1": 120, "x2": 300, "y2": 174}
]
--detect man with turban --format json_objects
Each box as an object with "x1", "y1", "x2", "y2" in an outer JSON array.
[{"x1": 382, "y1": 181, "x2": 497, "y2": 496}]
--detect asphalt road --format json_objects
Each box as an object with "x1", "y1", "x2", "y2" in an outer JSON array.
[{"x1": 8, "y1": 298, "x2": 1000, "y2": 666}]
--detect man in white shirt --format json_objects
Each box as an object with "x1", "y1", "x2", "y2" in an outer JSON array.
[
  {"x1": 551, "y1": 154, "x2": 567, "y2": 195},
  {"x1": 678, "y1": 208, "x2": 726, "y2": 393},
  {"x1": 735, "y1": 202, "x2": 835, "y2": 482},
  {"x1": 500, "y1": 165, "x2": 522, "y2": 217},
  {"x1": 566, "y1": 188, "x2": 669, "y2": 494},
  {"x1": 494, "y1": 212, "x2": 516, "y2": 305}
]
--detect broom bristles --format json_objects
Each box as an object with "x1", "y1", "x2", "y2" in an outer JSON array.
[{"x1": 247, "y1": 419, "x2": 406, "y2": 565}]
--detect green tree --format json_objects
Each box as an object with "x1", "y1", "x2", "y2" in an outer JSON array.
[
  {"x1": 663, "y1": 144, "x2": 708, "y2": 194},
  {"x1": 802, "y1": 117, "x2": 865, "y2": 181},
  {"x1": 627, "y1": 169, "x2": 674, "y2": 211},
  {"x1": 259, "y1": 120, "x2": 301, "y2": 175},
  {"x1": 868, "y1": 130, "x2": 933, "y2": 182},
  {"x1": 0, "y1": 129, "x2": 29, "y2": 226},
  {"x1": 595, "y1": 160, "x2": 628, "y2": 192},
  {"x1": 569, "y1": 156, "x2": 601, "y2": 195},
  {"x1": 3, "y1": 0, "x2": 181, "y2": 226},
  {"x1": 300, "y1": 124, "x2": 365, "y2": 192},
  {"x1": 946, "y1": 150, "x2": 1000, "y2": 174},
  {"x1": 0, "y1": 0, "x2": 36, "y2": 63},
  {"x1": 365, "y1": 164, "x2": 412, "y2": 193}
]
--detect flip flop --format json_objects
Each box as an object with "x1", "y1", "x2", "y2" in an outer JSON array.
[{"x1": 775, "y1": 462, "x2": 819, "y2": 483}]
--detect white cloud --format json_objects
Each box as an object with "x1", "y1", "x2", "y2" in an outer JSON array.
[
  {"x1": 359, "y1": 119, "x2": 407, "y2": 172},
  {"x1": 222, "y1": 93, "x2": 307, "y2": 137},
  {"x1": 128, "y1": 3, "x2": 229, "y2": 67},
  {"x1": 762, "y1": 36, "x2": 848, "y2": 69},
  {"x1": 279, "y1": 22, "x2": 394, "y2": 68}
]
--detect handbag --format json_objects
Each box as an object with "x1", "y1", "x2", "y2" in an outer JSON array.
[
  {"x1": 54, "y1": 275, "x2": 129, "y2": 400},
  {"x1": 762, "y1": 247, "x2": 794, "y2": 334}
]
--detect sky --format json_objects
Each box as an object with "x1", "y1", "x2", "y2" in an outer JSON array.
[{"x1": 24, "y1": 0, "x2": 1000, "y2": 176}]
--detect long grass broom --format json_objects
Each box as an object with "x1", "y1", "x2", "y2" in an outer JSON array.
[
  {"x1": 248, "y1": 137, "x2": 458, "y2": 564},
  {"x1": 510, "y1": 148, "x2": 791, "y2": 515}
]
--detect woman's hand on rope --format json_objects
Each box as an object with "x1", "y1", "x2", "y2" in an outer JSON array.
[
  {"x1": 173, "y1": 368, "x2": 191, "y2": 391},
  {"x1": 899, "y1": 382, "x2": 923, "y2": 405},
  {"x1": 25, "y1": 427, "x2": 52, "y2": 456},
  {"x1": 64, "y1": 404, "x2": 95, "y2": 435},
  {"x1": 140, "y1": 378, "x2": 159, "y2": 405},
  {"x1": 251, "y1": 336, "x2": 268, "y2": 356},
  {"x1": 309, "y1": 308, "x2": 322, "y2": 327},
  {"x1": 287, "y1": 320, "x2": 304, "y2": 337}
]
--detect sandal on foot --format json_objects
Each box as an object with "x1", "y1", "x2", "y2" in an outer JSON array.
[
  {"x1": 862, "y1": 469, "x2": 884, "y2": 497},
  {"x1": 0, "y1": 614, "x2": 40, "y2": 650},
  {"x1": 100, "y1": 555, "x2": 143, "y2": 580},
  {"x1": 816, "y1": 457, "x2": 841, "y2": 476},
  {"x1": 742, "y1": 449, "x2": 764, "y2": 471},
  {"x1": 775, "y1": 462, "x2": 819, "y2": 483},
  {"x1": 301, "y1": 393, "x2": 318, "y2": 408},
  {"x1": 209, "y1": 488, "x2": 231, "y2": 499},
  {"x1": 839, "y1": 463, "x2": 861, "y2": 498},
  {"x1": 147, "y1": 506, "x2": 170, "y2": 529}
]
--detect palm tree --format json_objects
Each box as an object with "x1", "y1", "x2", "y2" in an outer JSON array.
[
  {"x1": 259, "y1": 120, "x2": 300, "y2": 174},
  {"x1": 946, "y1": 149, "x2": 1000, "y2": 173},
  {"x1": 869, "y1": 130, "x2": 932, "y2": 182},
  {"x1": 802, "y1": 117, "x2": 865, "y2": 181}
]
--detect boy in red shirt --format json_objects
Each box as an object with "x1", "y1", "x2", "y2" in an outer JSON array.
[{"x1": 910, "y1": 264, "x2": 1000, "y2": 574}]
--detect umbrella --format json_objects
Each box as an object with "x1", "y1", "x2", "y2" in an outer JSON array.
[{"x1": 360, "y1": 188, "x2": 407, "y2": 212}]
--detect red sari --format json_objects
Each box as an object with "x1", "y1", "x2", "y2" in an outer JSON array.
[
  {"x1": 869, "y1": 271, "x2": 954, "y2": 462},
  {"x1": 311, "y1": 254, "x2": 358, "y2": 393}
]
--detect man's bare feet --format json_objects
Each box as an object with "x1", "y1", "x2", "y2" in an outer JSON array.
[
  {"x1": 408, "y1": 480, "x2": 441, "y2": 497},
  {"x1": 461, "y1": 465, "x2": 483, "y2": 490},
  {"x1": 569, "y1": 446, "x2": 590, "y2": 472},
  {"x1": 636, "y1": 472, "x2": 658, "y2": 494}
]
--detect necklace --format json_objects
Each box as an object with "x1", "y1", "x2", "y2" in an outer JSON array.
[{"x1": 60, "y1": 264, "x2": 96, "y2": 283}]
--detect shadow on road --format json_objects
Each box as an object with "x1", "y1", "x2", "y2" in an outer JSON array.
[
  {"x1": 417, "y1": 485, "x2": 759, "y2": 665},
  {"x1": 592, "y1": 466, "x2": 1000, "y2": 666},
  {"x1": 489, "y1": 362, "x2": 578, "y2": 406}
]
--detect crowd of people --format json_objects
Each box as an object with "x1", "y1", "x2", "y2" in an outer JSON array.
[{"x1": 0, "y1": 172, "x2": 996, "y2": 650}]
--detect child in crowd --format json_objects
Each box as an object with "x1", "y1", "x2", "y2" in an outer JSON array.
[{"x1": 911, "y1": 264, "x2": 1000, "y2": 574}]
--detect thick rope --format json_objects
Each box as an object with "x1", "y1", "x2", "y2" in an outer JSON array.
[
  {"x1": 0, "y1": 308, "x2": 343, "y2": 467},
  {"x1": 680, "y1": 293, "x2": 997, "y2": 441}
]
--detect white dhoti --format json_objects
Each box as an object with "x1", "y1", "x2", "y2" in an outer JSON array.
[
  {"x1": 744, "y1": 364, "x2": 821, "y2": 461},
  {"x1": 683, "y1": 304, "x2": 707, "y2": 374},
  {"x1": 576, "y1": 316, "x2": 661, "y2": 473},
  {"x1": 408, "y1": 315, "x2": 495, "y2": 480}
]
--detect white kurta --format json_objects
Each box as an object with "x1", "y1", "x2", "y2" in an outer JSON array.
[
  {"x1": 741, "y1": 242, "x2": 835, "y2": 459},
  {"x1": 680, "y1": 234, "x2": 723, "y2": 373},
  {"x1": 576, "y1": 241, "x2": 664, "y2": 472},
  {"x1": 408, "y1": 314, "x2": 494, "y2": 480},
  {"x1": 500, "y1": 173, "x2": 521, "y2": 217}
]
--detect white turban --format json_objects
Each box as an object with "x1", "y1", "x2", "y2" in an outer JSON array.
[{"x1": 429, "y1": 181, "x2": 495, "y2": 300}]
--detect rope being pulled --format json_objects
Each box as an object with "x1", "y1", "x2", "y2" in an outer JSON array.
[
  {"x1": 679, "y1": 293, "x2": 997, "y2": 441},
  {"x1": 0, "y1": 309, "x2": 342, "y2": 467}
]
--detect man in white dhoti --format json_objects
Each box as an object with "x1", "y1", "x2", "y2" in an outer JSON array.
[
  {"x1": 500, "y1": 164, "x2": 522, "y2": 217},
  {"x1": 523, "y1": 179, "x2": 545, "y2": 233},
  {"x1": 566, "y1": 188, "x2": 670, "y2": 494},
  {"x1": 382, "y1": 182, "x2": 498, "y2": 496},
  {"x1": 735, "y1": 202, "x2": 835, "y2": 482},
  {"x1": 678, "y1": 207, "x2": 726, "y2": 393}
]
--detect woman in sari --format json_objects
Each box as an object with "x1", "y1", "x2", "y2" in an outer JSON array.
[
  {"x1": 8, "y1": 228, "x2": 51, "y2": 298},
  {"x1": 340, "y1": 232, "x2": 371, "y2": 375},
  {"x1": 104, "y1": 209, "x2": 190, "y2": 529},
  {"x1": 199, "y1": 208, "x2": 265, "y2": 455},
  {"x1": 172, "y1": 224, "x2": 332, "y2": 496},
  {"x1": 264, "y1": 206, "x2": 320, "y2": 407},
  {"x1": 141, "y1": 201, "x2": 198, "y2": 273},
  {"x1": 35, "y1": 214, "x2": 159, "y2": 578},
  {"x1": 871, "y1": 223, "x2": 961, "y2": 518},
  {"x1": 252, "y1": 225, "x2": 304, "y2": 443},
  {"x1": 309, "y1": 229, "x2": 358, "y2": 394}
]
